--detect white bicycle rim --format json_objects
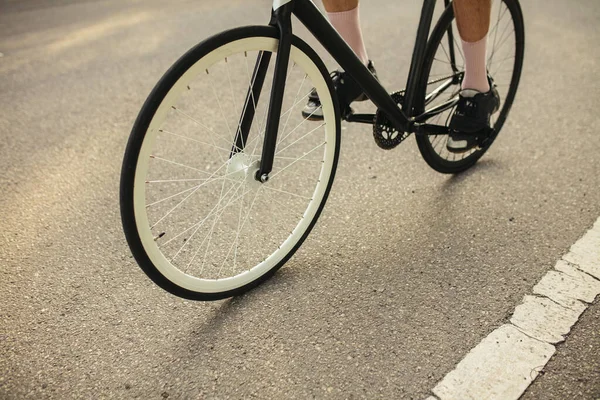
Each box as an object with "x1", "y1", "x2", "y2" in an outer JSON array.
[{"x1": 132, "y1": 37, "x2": 337, "y2": 294}]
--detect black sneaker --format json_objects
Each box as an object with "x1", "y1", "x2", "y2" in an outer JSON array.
[
  {"x1": 302, "y1": 60, "x2": 377, "y2": 121},
  {"x1": 447, "y1": 84, "x2": 500, "y2": 153}
]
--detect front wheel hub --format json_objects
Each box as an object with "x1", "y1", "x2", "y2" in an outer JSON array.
[{"x1": 226, "y1": 153, "x2": 261, "y2": 186}]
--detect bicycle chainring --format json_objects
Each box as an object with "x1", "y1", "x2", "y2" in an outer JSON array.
[{"x1": 373, "y1": 91, "x2": 409, "y2": 150}]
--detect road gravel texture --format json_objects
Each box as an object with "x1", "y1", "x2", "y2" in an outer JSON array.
[{"x1": 1, "y1": 0, "x2": 599, "y2": 398}]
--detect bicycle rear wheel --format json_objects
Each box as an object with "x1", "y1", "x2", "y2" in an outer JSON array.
[
  {"x1": 120, "y1": 26, "x2": 340, "y2": 300},
  {"x1": 416, "y1": 0, "x2": 525, "y2": 174}
]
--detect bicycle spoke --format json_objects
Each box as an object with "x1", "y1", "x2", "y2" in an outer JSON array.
[
  {"x1": 147, "y1": 178, "x2": 216, "y2": 183},
  {"x1": 274, "y1": 155, "x2": 323, "y2": 163},
  {"x1": 275, "y1": 122, "x2": 326, "y2": 156},
  {"x1": 146, "y1": 170, "x2": 243, "y2": 208},
  {"x1": 160, "y1": 129, "x2": 232, "y2": 153},
  {"x1": 195, "y1": 177, "x2": 239, "y2": 270},
  {"x1": 488, "y1": 4, "x2": 510, "y2": 69},
  {"x1": 177, "y1": 179, "x2": 230, "y2": 264},
  {"x1": 270, "y1": 141, "x2": 326, "y2": 179},
  {"x1": 262, "y1": 188, "x2": 304, "y2": 217},
  {"x1": 491, "y1": 26, "x2": 515, "y2": 64},
  {"x1": 278, "y1": 65, "x2": 302, "y2": 147},
  {"x1": 225, "y1": 57, "x2": 242, "y2": 136},
  {"x1": 217, "y1": 185, "x2": 265, "y2": 276},
  {"x1": 439, "y1": 41, "x2": 453, "y2": 66},
  {"x1": 231, "y1": 174, "x2": 248, "y2": 274},
  {"x1": 490, "y1": 1, "x2": 508, "y2": 37},
  {"x1": 147, "y1": 180, "x2": 215, "y2": 208},
  {"x1": 149, "y1": 159, "x2": 234, "y2": 229},
  {"x1": 184, "y1": 182, "x2": 249, "y2": 269},
  {"x1": 250, "y1": 93, "x2": 271, "y2": 159},
  {"x1": 251, "y1": 87, "x2": 314, "y2": 152},
  {"x1": 256, "y1": 189, "x2": 305, "y2": 241},
  {"x1": 170, "y1": 106, "x2": 229, "y2": 163},
  {"x1": 240, "y1": 51, "x2": 263, "y2": 147},
  {"x1": 491, "y1": 55, "x2": 515, "y2": 77},
  {"x1": 159, "y1": 181, "x2": 245, "y2": 248},
  {"x1": 201, "y1": 182, "x2": 259, "y2": 275},
  {"x1": 206, "y1": 68, "x2": 234, "y2": 147},
  {"x1": 150, "y1": 155, "x2": 224, "y2": 176},
  {"x1": 434, "y1": 57, "x2": 456, "y2": 67},
  {"x1": 260, "y1": 185, "x2": 312, "y2": 200}
]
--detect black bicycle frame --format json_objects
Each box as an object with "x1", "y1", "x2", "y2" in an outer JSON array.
[{"x1": 250, "y1": 0, "x2": 450, "y2": 180}]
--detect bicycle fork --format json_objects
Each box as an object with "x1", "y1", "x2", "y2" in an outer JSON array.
[{"x1": 233, "y1": 3, "x2": 294, "y2": 183}]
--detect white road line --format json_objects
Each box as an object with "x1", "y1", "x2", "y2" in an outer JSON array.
[{"x1": 426, "y1": 216, "x2": 600, "y2": 400}]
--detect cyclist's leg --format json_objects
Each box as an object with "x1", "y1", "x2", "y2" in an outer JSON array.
[
  {"x1": 322, "y1": 0, "x2": 369, "y2": 65},
  {"x1": 302, "y1": 0, "x2": 377, "y2": 119},
  {"x1": 453, "y1": 0, "x2": 491, "y2": 92},
  {"x1": 448, "y1": 0, "x2": 500, "y2": 153}
]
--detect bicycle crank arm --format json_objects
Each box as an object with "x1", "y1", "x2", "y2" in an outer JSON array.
[
  {"x1": 413, "y1": 123, "x2": 449, "y2": 136},
  {"x1": 413, "y1": 124, "x2": 496, "y2": 149},
  {"x1": 344, "y1": 112, "x2": 375, "y2": 124}
]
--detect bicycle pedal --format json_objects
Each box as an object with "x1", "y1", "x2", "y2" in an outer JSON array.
[{"x1": 476, "y1": 127, "x2": 496, "y2": 147}]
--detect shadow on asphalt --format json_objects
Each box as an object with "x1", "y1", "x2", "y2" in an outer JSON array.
[{"x1": 441, "y1": 158, "x2": 504, "y2": 187}]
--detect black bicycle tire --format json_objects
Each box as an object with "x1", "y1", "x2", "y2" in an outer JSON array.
[
  {"x1": 120, "y1": 25, "x2": 341, "y2": 301},
  {"x1": 415, "y1": 0, "x2": 525, "y2": 174}
]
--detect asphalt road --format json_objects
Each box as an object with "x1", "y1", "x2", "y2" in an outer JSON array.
[{"x1": 1, "y1": 0, "x2": 599, "y2": 398}]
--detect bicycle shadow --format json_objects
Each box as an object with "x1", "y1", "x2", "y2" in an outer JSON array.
[
  {"x1": 440, "y1": 158, "x2": 503, "y2": 189},
  {"x1": 422, "y1": 157, "x2": 507, "y2": 229},
  {"x1": 179, "y1": 265, "x2": 307, "y2": 339},
  {"x1": 164, "y1": 156, "x2": 511, "y2": 395},
  {"x1": 189, "y1": 158, "x2": 506, "y2": 337}
]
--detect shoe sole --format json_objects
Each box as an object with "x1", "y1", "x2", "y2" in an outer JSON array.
[
  {"x1": 301, "y1": 93, "x2": 370, "y2": 121},
  {"x1": 301, "y1": 109, "x2": 324, "y2": 121},
  {"x1": 446, "y1": 145, "x2": 480, "y2": 154}
]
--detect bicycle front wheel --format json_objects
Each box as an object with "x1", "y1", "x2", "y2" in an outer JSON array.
[
  {"x1": 416, "y1": 0, "x2": 525, "y2": 173},
  {"x1": 120, "y1": 26, "x2": 341, "y2": 300}
]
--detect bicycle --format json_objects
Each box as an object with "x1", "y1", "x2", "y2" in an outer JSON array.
[{"x1": 120, "y1": 0, "x2": 524, "y2": 300}]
